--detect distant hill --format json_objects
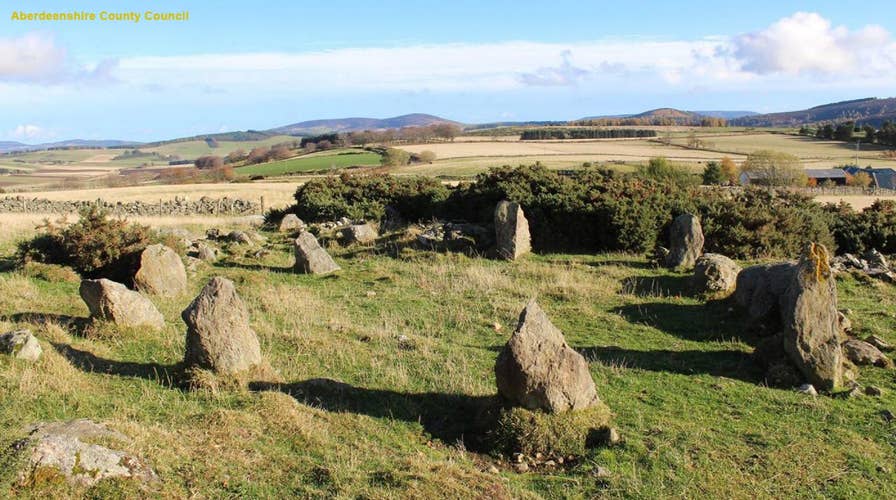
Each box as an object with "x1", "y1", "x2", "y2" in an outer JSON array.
[
  {"x1": 730, "y1": 98, "x2": 896, "y2": 127},
  {"x1": 0, "y1": 141, "x2": 27, "y2": 154},
  {"x1": 691, "y1": 110, "x2": 758, "y2": 120},
  {"x1": 269, "y1": 113, "x2": 462, "y2": 136},
  {"x1": 576, "y1": 108, "x2": 734, "y2": 126},
  {"x1": 0, "y1": 139, "x2": 140, "y2": 154}
]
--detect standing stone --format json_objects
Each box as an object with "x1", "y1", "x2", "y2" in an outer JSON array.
[
  {"x1": 0, "y1": 330, "x2": 42, "y2": 361},
  {"x1": 279, "y1": 213, "x2": 306, "y2": 233},
  {"x1": 665, "y1": 213, "x2": 704, "y2": 269},
  {"x1": 182, "y1": 277, "x2": 261, "y2": 374},
  {"x1": 779, "y1": 243, "x2": 843, "y2": 390},
  {"x1": 341, "y1": 223, "x2": 378, "y2": 245},
  {"x1": 494, "y1": 201, "x2": 531, "y2": 260},
  {"x1": 495, "y1": 300, "x2": 600, "y2": 413},
  {"x1": 691, "y1": 253, "x2": 741, "y2": 298},
  {"x1": 133, "y1": 244, "x2": 187, "y2": 297},
  {"x1": 79, "y1": 279, "x2": 165, "y2": 330},
  {"x1": 293, "y1": 232, "x2": 341, "y2": 274}
]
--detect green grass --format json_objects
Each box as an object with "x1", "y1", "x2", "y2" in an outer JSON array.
[
  {"x1": 1, "y1": 226, "x2": 895, "y2": 498},
  {"x1": 141, "y1": 135, "x2": 298, "y2": 160},
  {"x1": 236, "y1": 150, "x2": 382, "y2": 176}
]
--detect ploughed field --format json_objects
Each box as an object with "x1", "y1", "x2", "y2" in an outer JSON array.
[{"x1": 1, "y1": 219, "x2": 895, "y2": 498}]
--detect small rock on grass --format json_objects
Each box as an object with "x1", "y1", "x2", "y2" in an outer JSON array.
[
  {"x1": 0, "y1": 330, "x2": 42, "y2": 361},
  {"x1": 797, "y1": 384, "x2": 818, "y2": 396},
  {"x1": 866, "y1": 385, "x2": 883, "y2": 397}
]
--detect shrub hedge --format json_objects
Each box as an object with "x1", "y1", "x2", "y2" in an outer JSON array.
[{"x1": 284, "y1": 165, "x2": 894, "y2": 258}]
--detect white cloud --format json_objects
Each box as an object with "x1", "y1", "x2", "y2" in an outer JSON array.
[
  {"x1": 0, "y1": 33, "x2": 67, "y2": 82},
  {"x1": 11, "y1": 124, "x2": 43, "y2": 140},
  {"x1": 519, "y1": 50, "x2": 590, "y2": 86},
  {"x1": 0, "y1": 32, "x2": 118, "y2": 84},
  {"x1": 729, "y1": 12, "x2": 896, "y2": 76}
]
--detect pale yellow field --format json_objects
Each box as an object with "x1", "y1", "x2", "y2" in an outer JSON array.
[
  {"x1": 815, "y1": 194, "x2": 896, "y2": 210},
  {"x1": 399, "y1": 139, "x2": 742, "y2": 162},
  {"x1": 2, "y1": 182, "x2": 301, "y2": 209}
]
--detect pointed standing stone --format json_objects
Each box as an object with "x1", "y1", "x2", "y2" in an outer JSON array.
[
  {"x1": 665, "y1": 213, "x2": 704, "y2": 270},
  {"x1": 494, "y1": 201, "x2": 531, "y2": 260},
  {"x1": 495, "y1": 300, "x2": 600, "y2": 413},
  {"x1": 780, "y1": 243, "x2": 843, "y2": 390},
  {"x1": 182, "y1": 277, "x2": 262, "y2": 374},
  {"x1": 293, "y1": 232, "x2": 341, "y2": 274}
]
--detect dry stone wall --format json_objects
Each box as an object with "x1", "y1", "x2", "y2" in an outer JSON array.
[{"x1": 0, "y1": 195, "x2": 260, "y2": 216}]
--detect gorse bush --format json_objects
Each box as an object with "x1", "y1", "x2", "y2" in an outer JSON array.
[
  {"x1": 291, "y1": 173, "x2": 449, "y2": 222},
  {"x1": 828, "y1": 200, "x2": 896, "y2": 254},
  {"x1": 287, "y1": 165, "x2": 855, "y2": 258},
  {"x1": 17, "y1": 206, "x2": 155, "y2": 282},
  {"x1": 698, "y1": 189, "x2": 835, "y2": 259}
]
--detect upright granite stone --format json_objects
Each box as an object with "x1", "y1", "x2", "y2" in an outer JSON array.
[
  {"x1": 494, "y1": 200, "x2": 531, "y2": 260},
  {"x1": 779, "y1": 243, "x2": 843, "y2": 390},
  {"x1": 692, "y1": 253, "x2": 741, "y2": 298},
  {"x1": 182, "y1": 277, "x2": 262, "y2": 374},
  {"x1": 79, "y1": 279, "x2": 165, "y2": 330},
  {"x1": 133, "y1": 244, "x2": 187, "y2": 296},
  {"x1": 293, "y1": 232, "x2": 341, "y2": 274},
  {"x1": 341, "y1": 223, "x2": 378, "y2": 245},
  {"x1": 665, "y1": 213, "x2": 704, "y2": 269},
  {"x1": 279, "y1": 213, "x2": 306, "y2": 233},
  {"x1": 0, "y1": 330, "x2": 42, "y2": 361},
  {"x1": 495, "y1": 300, "x2": 600, "y2": 413}
]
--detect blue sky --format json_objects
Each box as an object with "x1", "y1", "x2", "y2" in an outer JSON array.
[{"x1": 2, "y1": 0, "x2": 895, "y2": 142}]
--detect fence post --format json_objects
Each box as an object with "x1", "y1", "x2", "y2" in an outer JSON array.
[
  {"x1": 260, "y1": 196, "x2": 265, "y2": 214},
  {"x1": 159, "y1": 198, "x2": 163, "y2": 216}
]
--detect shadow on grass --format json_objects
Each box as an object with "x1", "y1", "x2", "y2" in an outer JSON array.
[
  {"x1": 1, "y1": 312, "x2": 90, "y2": 336},
  {"x1": 251, "y1": 378, "x2": 499, "y2": 451},
  {"x1": 51, "y1": 342, "x2": 183, "y2": 388},
  {"x1": 582, "y1": 346, "x2": 762, "y2": 382},
  {"x1": 0, "y1": 257, "x2": 16, "y2": 273},
  {"x1": 213, "y1": 260, "x2": 293, "y2": 273},
  {"x1": 611, "y1": 301, "x2": 753, "y2": 344},
  {"x1": 584, "y1": 259, "x2": 657, "y2": 270},
  {"x1": 620, "y1": 275, "x2": 692, "y2": 298}
]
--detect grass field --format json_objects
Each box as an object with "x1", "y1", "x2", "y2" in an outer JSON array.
[
  {"x1": 237, "y1": 150, "x2": 382, "y2": 176},
  {"x1": 1, "y1": 221, "x2": 894, "y2": 497},
  {"x1": 140, "y1": 136, "x2": 298, "y2": 159}
]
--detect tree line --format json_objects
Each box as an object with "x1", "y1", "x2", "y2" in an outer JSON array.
[
  {"x1": 800, "y1": 121, "x2": 896, "y2": 147},
  {"x1": 520, "y1": 128, "x2": 657, "y2": 140}
]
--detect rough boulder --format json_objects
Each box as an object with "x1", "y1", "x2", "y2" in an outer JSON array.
[
  {"x1": 293, "y1": 232, "x2": 341, "y2": 274},
  {"x1": 495, "y1": 300, "x2": 600, "y2": 413},
  {"x1": 0, "y1": 329, "x2": 42, "y2": 361},
  {"x1": 182, "y1": 277, "x2": 262, "y2": 374},
  {"x1": 15, "y1": 419, "x2": 157, "y2": 486},
  {"x1": 133, "y1": 244, "x2": 187, "y2": 296},
  {"x1": 79, "y1": 279, "x2": 165, "y2": 330},
  {"x1": 691, "y1": 253, "x2": 741, "y2": 297}
]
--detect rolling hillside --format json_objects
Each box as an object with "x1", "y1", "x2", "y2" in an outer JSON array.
[
  {"x1": 269, "y1": 113, "x2": 462, "y2": 136},
  {"x1": 730, "y1": 97, "x2": 896, "y2": 127}
]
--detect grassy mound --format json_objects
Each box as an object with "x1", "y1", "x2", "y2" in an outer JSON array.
[{"x1": 491, "y1": 404, "x2": 613, "y2": 458}]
